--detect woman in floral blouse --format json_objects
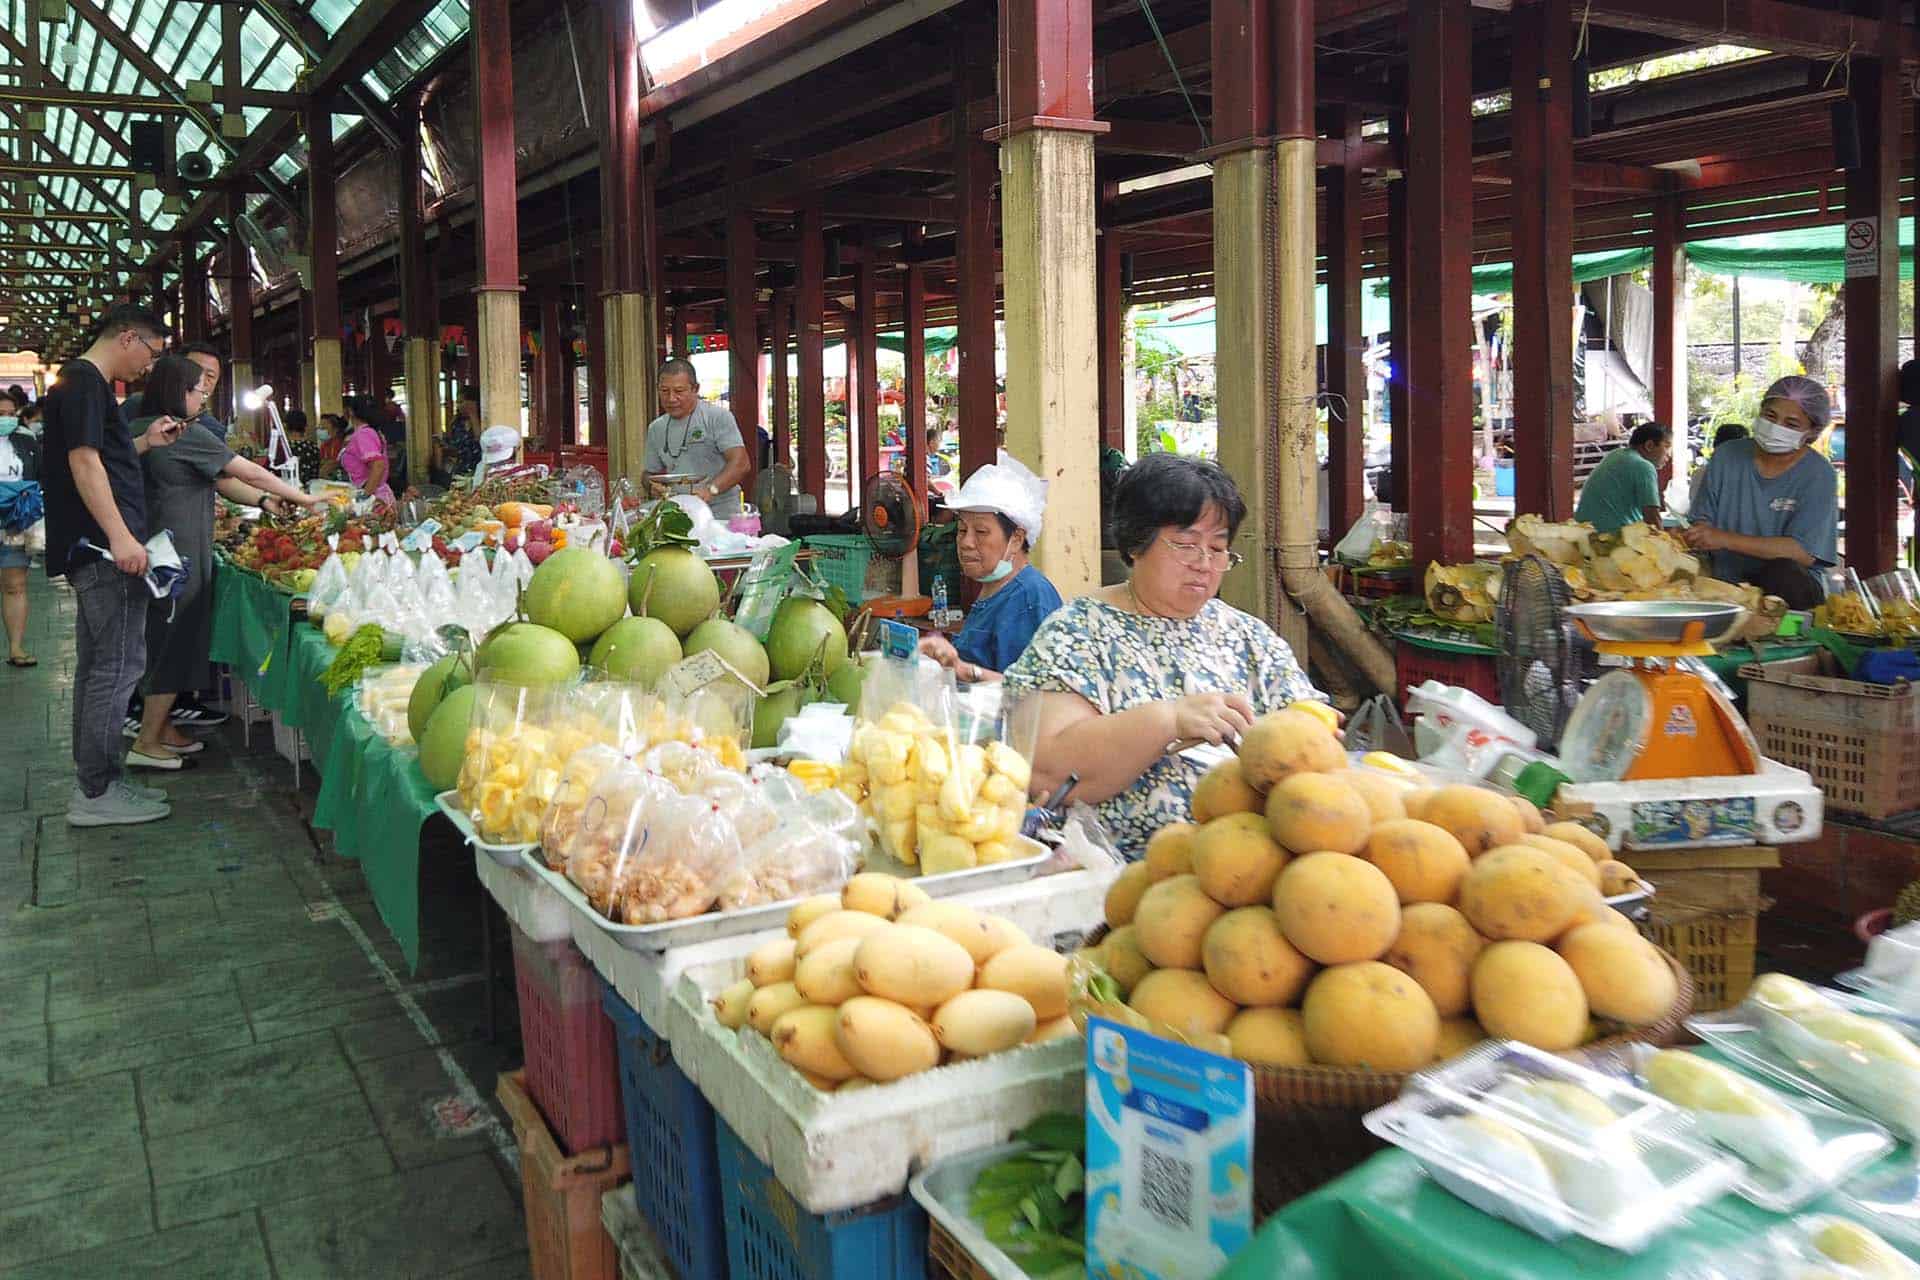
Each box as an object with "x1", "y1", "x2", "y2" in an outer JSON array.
[{"x1": 1002, "y1": 452, "x2": 1326, "y2": 858}]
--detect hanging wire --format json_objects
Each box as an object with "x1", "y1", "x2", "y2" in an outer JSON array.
[
  {"x1": 1135, "y1": 0, "x2": 1210, "y2": 149},
  {"x1": 560, "y1": 1, "x2": 594, "y2": 131}
]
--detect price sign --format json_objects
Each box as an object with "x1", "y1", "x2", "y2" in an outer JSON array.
[{"x1": 1084, "y1": 1017, "x2": 1253, "y2": 1279}]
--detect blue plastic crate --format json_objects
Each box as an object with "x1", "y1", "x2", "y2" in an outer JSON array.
[
  {"x1": 599, "y1": 978, "x2": 728, "y2": 1280},
  {"x1": 714, "y1": 1119, "x2": 927, "y2": 1280}
]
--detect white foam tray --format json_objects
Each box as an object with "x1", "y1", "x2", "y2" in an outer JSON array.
[
  {"x1": 473, "y1": 847, "x2": 572, "y2": 943},
  {"x1": 436, "y1": 790, "x2": 534, "y2": 866},
  {"x1": 1554, "y1": 758, "x2": 1823, "y2": 852},
  {"x1": 583, "y1": 864, "x2": 1117, "y2": 1046},
  {"x1": 659, "y1": 868, "x2": 1113, "y2": 1215},
  {"x1": 908, "y1": 1143, "x2": 1033, "y2": 1280}
]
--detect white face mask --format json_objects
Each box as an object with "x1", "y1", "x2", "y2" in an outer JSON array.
[{"x1": 1751, "y1": 416, "x2": 1809, "y2": 454}]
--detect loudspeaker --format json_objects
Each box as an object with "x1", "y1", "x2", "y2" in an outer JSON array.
[
  {"x1": 128, "y1": 119, "x2": 169, "y2": 176},
  {"x1": 177, "y1": 152, "x2": 216, "y2": 183},
  {"x1": 824, "y1": 236, "x2": 842, "y2": 278},
  {"x1": 1832, "y1": 99, "x2": 1862, "y2": 170}
]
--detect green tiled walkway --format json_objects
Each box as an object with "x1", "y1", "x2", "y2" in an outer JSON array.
[{"x1": 1, "y1": 575, "x2": 533, "y2": 1278}]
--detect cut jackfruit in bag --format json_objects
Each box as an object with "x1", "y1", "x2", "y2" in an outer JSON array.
[{"x1": 1642, "y1": 1049, "x2": 1823, "y2": 1176}]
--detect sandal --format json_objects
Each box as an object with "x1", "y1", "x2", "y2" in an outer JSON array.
[
  {"x1": 6, "y1": 656, "x2": 35, "y2": 668},
  {"x1": 126, "y1": 748, "x2": 195, "y2": 771}
]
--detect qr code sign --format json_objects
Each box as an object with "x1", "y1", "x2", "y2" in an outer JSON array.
[{"x1": 1139, "y1": 1144, "x2": 1194, "y2": 1229}]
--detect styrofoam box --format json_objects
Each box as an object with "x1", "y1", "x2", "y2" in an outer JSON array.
[
  {"x1": 660, "y1": 868, "x2": 1115, "y2": 1215},
  {"x1": 580, "y1": 865, "x2": 1119, "y2": 1039},
  {"x1": 1554, "y1": 757, "x2": 1823, "y2": 852},
  {"x1": 474, "y1": 849, "x2": 573, "y2": 943}
]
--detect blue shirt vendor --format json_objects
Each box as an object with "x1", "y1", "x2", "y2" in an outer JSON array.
[{"x1": 919, "y1": 450, "x2": 1062, "y2": 682}]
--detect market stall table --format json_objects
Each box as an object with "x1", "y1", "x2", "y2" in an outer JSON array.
[{"x1": 210, "y1": 558, "x2": 445, "y2": 969}]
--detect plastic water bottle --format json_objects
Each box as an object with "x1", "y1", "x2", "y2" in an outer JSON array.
[{"x1": 932, "y1": 574, "x2": 949, "y2": 618}]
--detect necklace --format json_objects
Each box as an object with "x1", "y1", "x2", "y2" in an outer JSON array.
[
  {"x1": 661, "y1": 411, "x2": 694, "y2": 462},
  {"x1": 1125, "y1": 578, "x2": 1169, "y2": 619}
]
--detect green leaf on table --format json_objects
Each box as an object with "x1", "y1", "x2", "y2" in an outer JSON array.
[
  {"x1": 1052, "y1": 1155, "x2": 1084, "y2": 1203},
  {"x1": 1015, "y1": 1113, "x2": 1085, "y2": 1155}
]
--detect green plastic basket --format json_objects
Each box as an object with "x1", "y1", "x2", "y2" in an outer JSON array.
[{"x1": 801, "y1": 534, "x2": 874, "y2": 603}]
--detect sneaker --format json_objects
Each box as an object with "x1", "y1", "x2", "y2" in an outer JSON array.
[
  {"x1": 170, "y1": 703, "x2": 229, "y2": 727},
  {"x1": 121, "y1": 779, "x2": 168, "y2": 802},
  {"x1": 123, "y1": 718, "x2": 141, "y2": 740},
  {"x1": 68, "y1": 782, "x2": 170, "y2": 827}
]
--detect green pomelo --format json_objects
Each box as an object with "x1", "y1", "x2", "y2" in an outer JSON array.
[
  {"x1": 629, "y1": 547, "x2": 720, "y2": 639},
  {"x1": 474, "y1": 622, "x2": 581, "y2": 686},
  {"x1": 766, "y1": 597, "x2": 849, "y2": 682},
  {"x1": 752, "y1": 683, "x2": 814, "y2": 750},
  {"x1": 523, "y1": 547, "x2": 628, "y2": 642},
  {"x1": 587, "y1": 616, "x2": 684, "y2": 688},
  {"x1": 407, "y1": 653, "x2": 470, "y2": 741},
  {"x1": 418, "y1": 683, "x2": 480, "y2": 791},
  {"x1": 683, "y1": 617, "x2": 770, "y2": 688},
  {"x1": 826, "y1": 657, "x2": 869, "y2": 710}
]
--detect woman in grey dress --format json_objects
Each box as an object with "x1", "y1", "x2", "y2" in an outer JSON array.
[{"x1": 127, "y1": 355, "x2": 322, "y2": 769}]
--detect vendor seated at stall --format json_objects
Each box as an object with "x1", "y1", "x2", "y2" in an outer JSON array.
[
  {"x1": 1683, "y1": 375, "x2": 1838, "y2": 611},
  {"x1": 917, "y1": 452, "x2": 1062, "y2": 683},
  {"x1": 1574, "y1": 423, "x2": 1670, "y2": 534},
  {"x1": 1004, "y1": 452, "x2": 1329, "y2": 859}
]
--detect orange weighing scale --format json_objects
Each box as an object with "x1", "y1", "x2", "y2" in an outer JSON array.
[{"x1": 1560, "y1": 602, "x2": 1761, "y2": 782}]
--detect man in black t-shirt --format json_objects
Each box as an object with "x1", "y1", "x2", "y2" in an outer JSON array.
[{"x1": 41, "y1": 304, "x2": 183, "y2": 827}]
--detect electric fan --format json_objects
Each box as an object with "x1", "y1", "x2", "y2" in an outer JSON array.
[{"x1": 1495, "y1": 554, "x2": 1583, "y2": 750}]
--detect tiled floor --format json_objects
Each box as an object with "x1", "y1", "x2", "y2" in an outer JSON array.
[{"x1": 1, "y1": 574, "x2": 532, "y2": 1278}]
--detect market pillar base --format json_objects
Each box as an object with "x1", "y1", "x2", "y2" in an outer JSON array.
[
  {"x1": 404, "y1": 336, "x2": 439, "y2": 480},
  {"x1": 474, "y1": 288, "x2": 524, "y2": 437},
  {"x1": 603, "y1": 290, "x2": 657, "y2": 482},
  {"x1": 313, "y1": 337, "x2": 344, "y2": 419}
]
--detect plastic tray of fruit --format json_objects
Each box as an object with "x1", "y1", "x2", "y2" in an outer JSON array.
[
  {"x1": 435, "y1": 790, "x2": 535, "y2": 867},
  {"x1": 1363, "y1": 1040, "x2": 1740, "y2": 1252},
  {"x1": 519, "y1": 832, "x2": 1054, "y2": 954}
]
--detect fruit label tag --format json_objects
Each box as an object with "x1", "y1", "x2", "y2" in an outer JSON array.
[
  {"x1": 451, "y1": 531, "x2": 486, "y2": 553},
  {"x1": 662, "y1": 649, "x2": 764, "y2": 700},
  {"x1": 1085, "y1": 1016, "x2": 1253, "y2": 1279},
  {"x1": 875, "y1": 618, "x2": 918, "y2": 662}
]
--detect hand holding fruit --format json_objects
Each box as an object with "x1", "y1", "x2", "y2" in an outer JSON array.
[{"x1": 1168, "y1": 691, "x2": 1256, "y2": 747}]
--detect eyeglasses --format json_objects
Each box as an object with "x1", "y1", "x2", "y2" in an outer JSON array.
[
  {"x1": 130, "y1": 334, "x2": 166, "y2": 356},
  {"x1": 1159, "y1": 535, "x2": 1244, "y2": 570}
]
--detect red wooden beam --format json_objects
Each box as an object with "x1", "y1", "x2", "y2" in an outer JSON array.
[
  {"x1": 771, "y1": 288, "x2": 792, "y2": 466},
  {"x1": 538, "y1": 294, "x2": 566, "y2": 448},
  {"x1": 1212, "y1": 0, "x2": 1273, "y2": 148},
  {"x1": 305, "y1": 99, "x2": 340, "y2": 359},
  {"x1": 470, "y1": 0, "x2": 519, "y2": 293},
  {"x1": 953, "y1": 27, "x2": 998, "y2": 483},
  {"x1": 999, "y1": 0, "x2": 1096, "y2": 130},
  {"x1": 1096, "y1": 229, "x2": 1125, "y2": 451},
  {"x1": 726, "y1": 150, "x2": 761, "y2": 472},
  {"x1": 604, "y1": 0, "x2": 651, "y2": 297},
  {"x1": 1651, "y1": 187, "x2": 1683, "y2": 432},
  {"x1": 798, "y1": 200, "x2": 827, "y2": 503},
  {"x1": 1843, "y1": 1, "x2": 1900, "y2": 575},
  {"x1": 586, "y1": 244, "x2": 607, "y2": 445},
  {"x1": 1325, "y1": 105, "x2": 1367, "y2": 539},
  {"x1": 1509, "y1": 0, "x2": 1576, "y2": 520},
  {"x1": 1404, "y1": 0, "x2": 1475, "y2": 566},
  {"x1": 1385, "y1": 117, "x2": 1410, "y2": 513},
  {"x1": 226, "y1": 190, "x2": 252, "y2": 370},
  {"x1": 182, "y1": 252, "x2": 207, "y2": 343},
  {"x1": 903, "y1": 246, "x2": 928, "y2": 514},
  {"x1": 399, "y1": 97, "x2": 434, "y2": 349},
  {"x1": 852, "y1": 232, "x2": 879, "y2": 499},
  {"x1": 1587, "y1": 0, "x2": 1920, "y2": 64}
]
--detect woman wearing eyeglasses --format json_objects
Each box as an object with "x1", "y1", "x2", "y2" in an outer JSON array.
[
  {"x1": 917, "y1": 452, "x2": 1062, "y2": 683},
  {"x1": 1003, "y1": 452, "x2": 1327, "y2": 858}
]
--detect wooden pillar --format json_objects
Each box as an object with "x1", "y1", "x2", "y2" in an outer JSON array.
[
  {"x1": 297, "y1": 293, "x2": 317, "y2": 424},
  {"x1": 953, "y1": 26, "x2": 999, "y2": 482},
  {"x1": 471, "y1": 0, "x2": 522, "y2": 437},
  {"x1": 1652, "y1": 186, "x2": 1687, "y2": 474},
  {"x1": 1324, "y1": 105, "x2": 1367, "y2": 541},
  {"x1": 225, "y1": 189, "x2": 256, "y2": 442},
  {"x1": 306, "y1": 100, "x2": 344, "y2": 419},
  {"x1": 1509, "y1": 0, "x2": 1575, "y2": 519},
  {"x1": 1096, "y1": 229, "x2": 1125, "y2": 452},
  {"x1": 852, "y1": 236, "x2": 879, "y2": 501},
  {"x1": 1404, "y1": 0, "x2": 1476, "y2": 567},
  {"x1": 798, "y1": 199, "x2": 827, "y2": 502},
  {"x1": 601, "y1": 0, "x2": 655, "y2": 478},
  {"x1": 1211, "y1": 0, "x2": 1280, "y2": 623},
  {"x1": 1385, "y1": 118, "x2": 1410, "y2": 512},
  {"x1": 538, "y1": 294, "x2": 567, "y2": 450},
  {"x1": 726, "y1": 154, "x2": 761, "y2": 474},
  {"x1": 1843, "y1": 0, "x2": 1900, "y2": 576},
  {"x1": 770, "y1": 288, "x2": 792, "y2": 466},
  {"x1": 585, "y1": 244, "x2": 607, "y2": 448},
  {"x1": 997, "y1": 0, "x2": 1104, "y2": 599},
  {"x1": 399, "y1": 96, "x2": 438, "y2": 473},
  {"x1": 903, "y1": 259, "x2": 928, "y2": 510}
]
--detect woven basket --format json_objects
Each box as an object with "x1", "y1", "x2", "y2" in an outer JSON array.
[{"x1": 1077, "y1": 926, "x2": 1697, "y2": 1214}]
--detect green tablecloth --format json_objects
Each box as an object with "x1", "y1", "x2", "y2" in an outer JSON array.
[{"x1": 209, "y1": 562, "x2": 442, "y2": 969}]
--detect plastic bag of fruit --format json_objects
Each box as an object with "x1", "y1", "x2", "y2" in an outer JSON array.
[
  {"x1": 612, "y1": 794, "x2": 745, "y2": 923},
  {"x1": 717, "y1": 812, "x2": 859, "y2": 912},
  {"x1": 538, "y1": 743, "x2": 630, "y2": 870},
  {"x1": 457, "y1": 682, "x2": 600, "y2": 845},
  {"x1": 560, "y1": 761, "x2": 679, "y2": 918}
]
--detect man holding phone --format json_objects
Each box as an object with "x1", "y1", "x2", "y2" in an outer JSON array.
[{"x1": 41, "y1": 304, "x2": 181, "y2": 827}]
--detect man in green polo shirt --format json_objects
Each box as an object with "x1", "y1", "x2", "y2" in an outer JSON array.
[{"x1": 1574, "y1": 423, "x2": 1671, "y2": 534}]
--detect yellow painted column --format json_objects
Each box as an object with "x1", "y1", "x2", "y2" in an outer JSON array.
[
  {"x1": 298, "y1": 359, "x2": 317, "y2": 426},
  {"x1": 228, "y1": 358, "x2": 258, "y2": 451},
  {"x1": 404, "y1": 335, "x2": 437, "y2": 482},
  {"x1": 313, "y1": 336, "x2": 344, "y2": 418},
  {"x1": 1269, "y1": 135, "x2": 1318, "y2": 658},
  {"x1": 1212, "y1": 146, "x2": 1282, "y2": 630},
  {"x1": 474, "y1": 288, "x2": 523, "y2": 441},
  {"x1": 604, "y1": 291, "x2": 657, "y2": 482},
  {"x1": 998, "y1": 127, "x2": 1101, "y2": 601}
]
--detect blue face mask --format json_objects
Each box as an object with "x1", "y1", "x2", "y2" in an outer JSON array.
[
  {"x1": 0, "y1": 417, "x2": 16, "y2": 437},
  {"x1": 977, "y1": 558, "x2": 1016, "y2": 584}
]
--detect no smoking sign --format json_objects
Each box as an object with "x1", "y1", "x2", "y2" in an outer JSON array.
[{"x1": 1845, "y1": 216, "x2": 1879, "y2": 278}]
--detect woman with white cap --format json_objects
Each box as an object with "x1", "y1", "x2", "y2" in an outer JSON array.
[
  {"x1": 1683, "y1": 373, "x2": 1839, "y2": 609},
  {"x1": 917, "y1": 451, "x2": 1063, "y2": 683}
]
